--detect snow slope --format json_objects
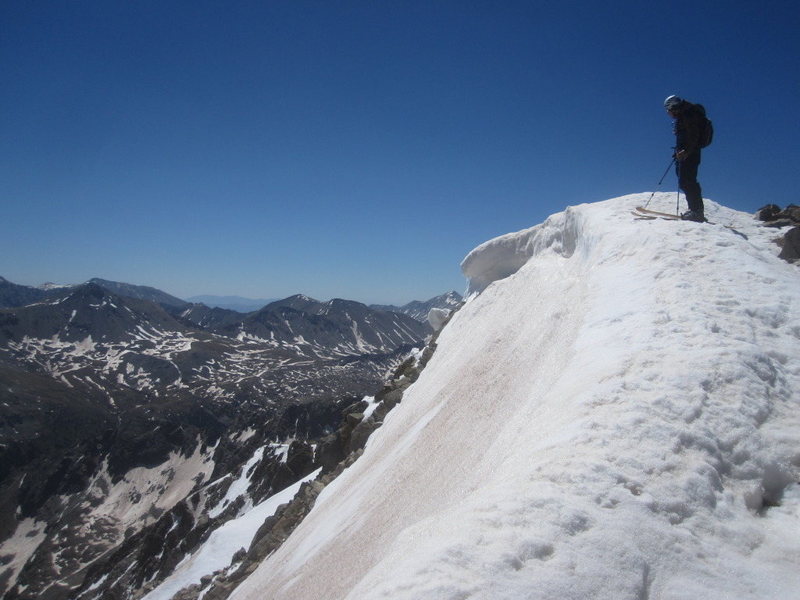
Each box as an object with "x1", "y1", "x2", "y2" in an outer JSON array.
[{"x1": 230, "y1": 193, "x2": 800, "y2": 600}]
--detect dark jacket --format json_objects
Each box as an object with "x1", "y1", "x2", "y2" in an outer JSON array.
[{"x1": 673, "y1": 101, "x2": 704, "y2": 157}]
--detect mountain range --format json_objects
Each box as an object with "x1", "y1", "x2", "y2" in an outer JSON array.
[
  {"x1": 0, "y1": 277, "x2": 459, "y2": 599},
  {"x1": 1, "y1": 277, "x2": 463, "y2": 319}
]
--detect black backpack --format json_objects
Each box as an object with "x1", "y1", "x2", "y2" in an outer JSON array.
[{"x1": 691, "y1": 103, "x2": 714, "y2": 148}]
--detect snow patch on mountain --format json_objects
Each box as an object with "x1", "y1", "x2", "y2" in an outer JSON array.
[
  {"x1": 228, "y1": 193, "x2": 800, "y2": 600},
  {"x1": 88, "y1": 440, "x2": 215, "y2": 532},
  {"x1": 208, "y1": 446, "x2": 266, "y2": 519},
  {"x1": 142, "y1": 469, "x2": 320, "y2": 600},
  {"x1": 0, "y1": 517, "x2": 47, "y2": 590}
]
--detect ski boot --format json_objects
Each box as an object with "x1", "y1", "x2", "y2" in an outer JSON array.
[{"x1": 680, "y1": 210, "x2": 706, "y2": 223}]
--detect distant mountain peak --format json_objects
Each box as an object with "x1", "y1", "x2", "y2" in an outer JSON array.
[
  {"x1": 87, "y1": 278, "x2": 189, "y2": 309},
  {"x1": 71, "y1": 280, "x2": 107, "y2": 299},
  {"x1": 39, "y1": 281, "x2": 73, "y2": 290},
  {"x1": 370, "y1": 291, "x2": 463, "y2": 323}
]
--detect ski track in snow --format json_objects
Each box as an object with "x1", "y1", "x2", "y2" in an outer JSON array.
[{"x1": 228, "y1": 194, "x2": 800, "y2": 600}]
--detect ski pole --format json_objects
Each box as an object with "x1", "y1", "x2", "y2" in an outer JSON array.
[{"x1": 643, "y1": 157, "x2": 676, "y2": 209}]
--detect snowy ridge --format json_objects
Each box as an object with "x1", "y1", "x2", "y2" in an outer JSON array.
[{"x1": 229, "y1": 193, "x2": 800, "y2": 600}]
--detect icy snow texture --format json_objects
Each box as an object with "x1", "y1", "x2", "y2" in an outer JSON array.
[{"x1": 230, "y1": 194, "x2": 800, "y2": 600}]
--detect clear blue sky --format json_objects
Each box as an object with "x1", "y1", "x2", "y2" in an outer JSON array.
[{"x1": 2, "y1": 1, "x2": 798, "y2": 304}]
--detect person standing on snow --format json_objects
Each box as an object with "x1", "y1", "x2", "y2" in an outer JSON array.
[{"x1": 664, "y1": 95, "x2": 705, "y2": 222}]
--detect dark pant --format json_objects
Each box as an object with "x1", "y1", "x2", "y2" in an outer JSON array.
[{"x1": 677, "y1": 152, "x2": 703, "y2": 213}]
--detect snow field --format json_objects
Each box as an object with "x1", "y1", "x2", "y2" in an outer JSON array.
[
  {"x1": 230, "y1": 194, "x2": 800, "y2": 600},
  {"x1": 86, "y1": 440, "x2": 216, "y2": 533}
]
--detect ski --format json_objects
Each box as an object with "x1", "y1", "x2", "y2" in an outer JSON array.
[
  {"x1": 633, "y1": 206, "x2": 681, "y2": 219},
  {"x1": 634, "y1": 206, "x2": 711, "y2": 223},
  {"x1": 631, "y1": 210, "x2": 679, "y2": 221},
  {"x1": 632, "y1": 207, "x2": 732, "y2": 231},
  {"x1": 632, "y1": 211, "x2": 658, "y2": 220}
]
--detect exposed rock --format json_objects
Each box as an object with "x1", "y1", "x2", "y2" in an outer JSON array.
[
  {"x1": 349, "y1": 417, "x2": 379, "y2": 451},
  {"x1": 764, "y1": 218, "x2": 796, "y2": 228},
  {"x1": 756, "y1": 204, "x2": 782, "y2": 221},
  {"x1": 756, "y1": 204, "x2": 800, "y2": 265},
  {"x1": 756, "y1": 203, "x2": 800, "y2": 223},
  {"x1": 778, "y1": 227, "x2": 800, "y2": 262},
  {"x1": 783, "y1": 205, "x2": 800, "y2": 222}
]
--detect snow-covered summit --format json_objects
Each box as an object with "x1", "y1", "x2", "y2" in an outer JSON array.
[{"x1": 230, "y1": 193, "x2": 800, "y2": 600}]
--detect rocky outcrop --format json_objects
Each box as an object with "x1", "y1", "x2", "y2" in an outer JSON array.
[
  {"x1": 778, "y1": 227, "x2": 800, "y2": 262},
  {"x1": 756, "y1": 203, "x2": 800, "y2": 227},
  {"x1": 756, "y1": 204, "x2": 800, "y2": 263}
]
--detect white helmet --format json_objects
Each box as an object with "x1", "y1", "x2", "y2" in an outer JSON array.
[{"x1": 664, "y1": 95, "x2": 682, "y2": 110}]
